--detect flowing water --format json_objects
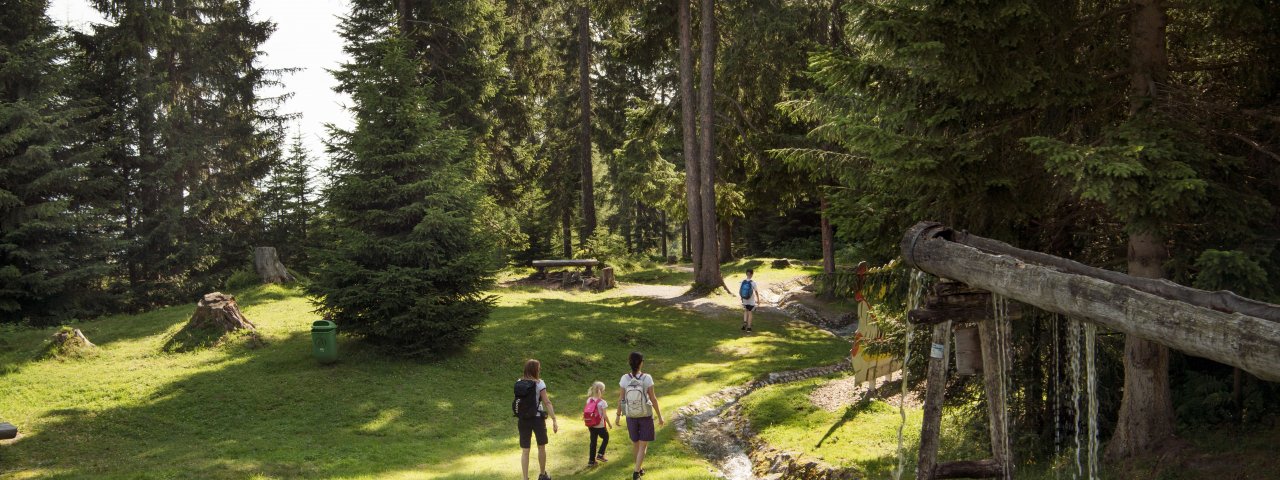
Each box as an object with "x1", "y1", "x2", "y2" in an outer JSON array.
[
  {"x1": 1052, "y1": 314, "x2": 1061, "y2": 480},
  {"x1": 1068, "y1": 319, "x2": 1083, "y2": 479},
  {"x1": 894, "y1": 270, "x2": 928, "y2": 480},
  {"x1": 1085, "y1": 322, "x2": 1100, "y2": 479}
]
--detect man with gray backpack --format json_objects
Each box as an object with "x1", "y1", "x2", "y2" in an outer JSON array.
[{"x1": 614, "y1": 351, "x2": 664, "y2": 480}]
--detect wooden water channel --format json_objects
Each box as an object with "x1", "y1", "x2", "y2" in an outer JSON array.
[{"x1": 898, "y1": 221, "x2": 1280, "y2": 480}]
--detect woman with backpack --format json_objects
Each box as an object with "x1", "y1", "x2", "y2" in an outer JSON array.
[
  {"x1": 614, "y1": 351, "x2": 664, "y2": 480},
  {"x1": 514, "y1": 359, "x2": 559, "y2": 480}
]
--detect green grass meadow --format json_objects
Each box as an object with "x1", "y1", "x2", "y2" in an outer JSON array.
[{"x1": 0, "y1": 281, "x2": 850, "y2": 479}]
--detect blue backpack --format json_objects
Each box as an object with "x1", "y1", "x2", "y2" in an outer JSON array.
[{"x1": 739, "y1": 280, "x2": 754, "y2": 299}]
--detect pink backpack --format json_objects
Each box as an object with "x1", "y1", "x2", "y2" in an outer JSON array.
[{"x1": 582, "y1": 398, "x2": 603, "y2": 427}]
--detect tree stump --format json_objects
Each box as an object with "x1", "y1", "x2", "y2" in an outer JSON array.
[
  {"x1": 189, "y1": 292, "x2": 257, "y2": 331},
  {"x1": 254, "y1": 246, "x2": 296, "y2": 284},
  {"x1": 52, "y1": 328, "x2": 95, "y2": 349},
  {"x1": 164, "y1": 292, "x2": 260, "y2": 352},
  {"x1": 43, "y1": 327, "x2": 97, "y2": 359},
  {"x1": 599, "y1": 267, "x2": 616, "y2": 290}
]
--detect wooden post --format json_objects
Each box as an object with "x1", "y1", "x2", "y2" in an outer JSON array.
[
  {"x1": 979, "y1": 318, "x2": 1013, "y2": 478},
  {"x1": 917, "y1": 320, "x2": 952, "y2": 480}
]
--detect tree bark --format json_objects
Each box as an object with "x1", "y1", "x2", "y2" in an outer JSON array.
[
  {"x1": 696, "y1": 0, "x2": 722, "y2": 286},
  {"x1": 820, "y1": 194, "x2": 835, "y2": 275},
  {"x1": 660, "y1": 210, "x2": 669, "y2": 259},
  {"x1": 719, "y1": 220, "x2": 733, "y2": 262},
  {"x1": 396, "y1": 0, "x2": 409, "y2": 32},
  {"x1": 1107, "y1": 0, "x2": 1177, "y2": 460},
  {"x1": 1106, "y1": 231, "x2": 1176, "y2": 460},
  {"x1": 188, "y1": 292, "x2": 256, "y2": 331},
  {"x1": 577, "y1": 5, "x2": 596, "y2": 246},
  {"x1": 561, "y1": 206, "x2": 572, "y2": 258},
  {"x1": 679, "y1": 0, "x2": 703, "y2": 277}
]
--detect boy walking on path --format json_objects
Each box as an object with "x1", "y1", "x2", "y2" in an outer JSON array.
[{"x1": 740, "y1": 269, "x2": 760, "y2": 332}]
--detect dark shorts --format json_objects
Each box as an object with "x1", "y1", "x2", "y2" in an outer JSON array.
[
  {"x1": 743, "y1": 304, "x2": 755, "y2": 311},
  {"x1": 518, "y1": 416, "x2": 548, "y2": 448},
  {"x1": 626, "y1": 416, "x2": 655, "y2": 442}
]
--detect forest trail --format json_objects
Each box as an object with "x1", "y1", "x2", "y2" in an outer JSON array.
[{"x1": 619, "y1": 273, "x2": 895, "y2": 479}]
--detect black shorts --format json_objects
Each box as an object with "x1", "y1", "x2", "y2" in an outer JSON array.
[
  {"x1": 743, "y1": 304, "x2": 755, "y2": 311},
  {"x1": 518, "y1": 416, "x2": 548, "y2": 448}
]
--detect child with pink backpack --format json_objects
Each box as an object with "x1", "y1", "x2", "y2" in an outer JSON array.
[{"x1": 583, "y1": 381, "x2": 613, "y2": 467}]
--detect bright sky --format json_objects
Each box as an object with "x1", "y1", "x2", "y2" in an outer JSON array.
[{"x1": 48, "y1": 0, "x2": 353, "y2": 169}]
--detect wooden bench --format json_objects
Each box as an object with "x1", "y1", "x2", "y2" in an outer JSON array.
[
  {"x1": 532, "y1": 259, "x2": 600, "y2": 276},
  {"x1": 0, "y1": 422, "x2": 16, "y2": 440}
]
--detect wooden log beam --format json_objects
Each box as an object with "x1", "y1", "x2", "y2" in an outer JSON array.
[
  {"x1": 916, "y1": 321, "x2": 952, "y2": 480},
  {"x1": 909, "y1": 305, "x2": 991, "y2": 325},
  {"x1": 948, "y1": 225, "x2": 1280, "y2": 323},
  {"x1": 933, "y1": 459, "x2": 1004, "y2": 479},
  {"x1": 901, "y1": 222, "x2": 1280, "y2": 382}
]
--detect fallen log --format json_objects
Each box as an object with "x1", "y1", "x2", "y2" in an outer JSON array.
[{"x1": 901, "y1": 222, "x2": 1280, "y2": 382}]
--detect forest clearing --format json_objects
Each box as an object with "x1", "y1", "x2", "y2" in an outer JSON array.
[{"x1": 4, "y1": 0, "x2": 1279, "y2": 478}]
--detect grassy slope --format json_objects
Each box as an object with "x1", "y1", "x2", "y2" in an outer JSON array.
[
  {"x1": 740, "y1": 377, "x2": 998, "y2": 478},
  {"x1": 0, "y1": 280, "x2": 849, "y2": 479}
]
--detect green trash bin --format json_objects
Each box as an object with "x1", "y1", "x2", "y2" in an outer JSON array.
[{"x1": 311, "y1": 320, "x2": 338, "y2": 363}]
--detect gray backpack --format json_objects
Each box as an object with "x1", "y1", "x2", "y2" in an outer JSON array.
[{"x1": 623, "y1": 373, "x2": 652, "y2": 418}]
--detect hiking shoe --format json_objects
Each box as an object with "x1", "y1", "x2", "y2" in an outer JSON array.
[
  {"x1": 587, "y1": 461, "x2": 598, "y2": 468},
  {"x1": 596, "y1": 454, "x2": 608, "y2": 462},
  {"x1": 632, "y1": 472, "x2": 641, "y2": 480},
  {"x1": 740, "y1": 322, "x2": 746, "y2": 330},
  {"x1": 746, "y1": 327, "x2": 753, "y2": 332},
  {"x1": 538, "y1": 473, "x2": 551, "y2": 480}
]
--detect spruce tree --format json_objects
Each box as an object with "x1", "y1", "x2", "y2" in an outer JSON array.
[
  {"x1": 80, "y1": 0, "x2": 281, "y2": 306},
  {"x1": 0, "y1": 0, "x2": 111, "y2": 324},
  {"x1": 310, "y1": 3, "x2": 496, "y2": 356},
  {"x1": 260, "y1": 130, "x2": 316, "y2": 271}
]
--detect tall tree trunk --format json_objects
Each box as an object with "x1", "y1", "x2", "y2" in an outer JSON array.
[
  {"x1": 682, "y1": 220, "x2": 690, "y2": 260},
  {"x1": 577, "y1": 5, "x2": 595, "y2": 246},
  {"x1": 561, "y1": 206, "x2": 572, "y2": 259},
  {"x1": 660, "y1": 210, "x2": 669, "y2": 259},
  {"x1": 820, "y1": 194, "x2": 835, "y2": 274},
  {"x1": 1107, "y1": 232, "x2": 1176, "y2": 460},
  {"x1": 678, "y1": 0, "x2": 703, "y2": 277},
  {"x1": 695, "y1": 0, "x2": 722, "y2": 287},
  {"x1": 719, "y1": 220, "x2": 733, "y2": 262},
  {"x1": 396, "y1": 0, "x2": 409, "y2": 32},
  {"x1": 1107, "y1": 0, "x2": 1176, "y2": 461}
]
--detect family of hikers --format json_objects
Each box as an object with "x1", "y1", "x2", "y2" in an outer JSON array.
[
  {"x1": 514, "y1": 352, "x2": 664, "y2": 480},
  {"x1": 514, "y1": 270, "x2": 761, "y2": 479}
]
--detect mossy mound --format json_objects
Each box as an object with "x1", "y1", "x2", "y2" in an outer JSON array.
[{"x1": 39, "y1": 327, "x2": 98, "y2": 360}]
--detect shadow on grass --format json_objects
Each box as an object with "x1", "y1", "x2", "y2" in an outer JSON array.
[{"x1": 816, "y1": 398, "x2": 879, "y2": 448}]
